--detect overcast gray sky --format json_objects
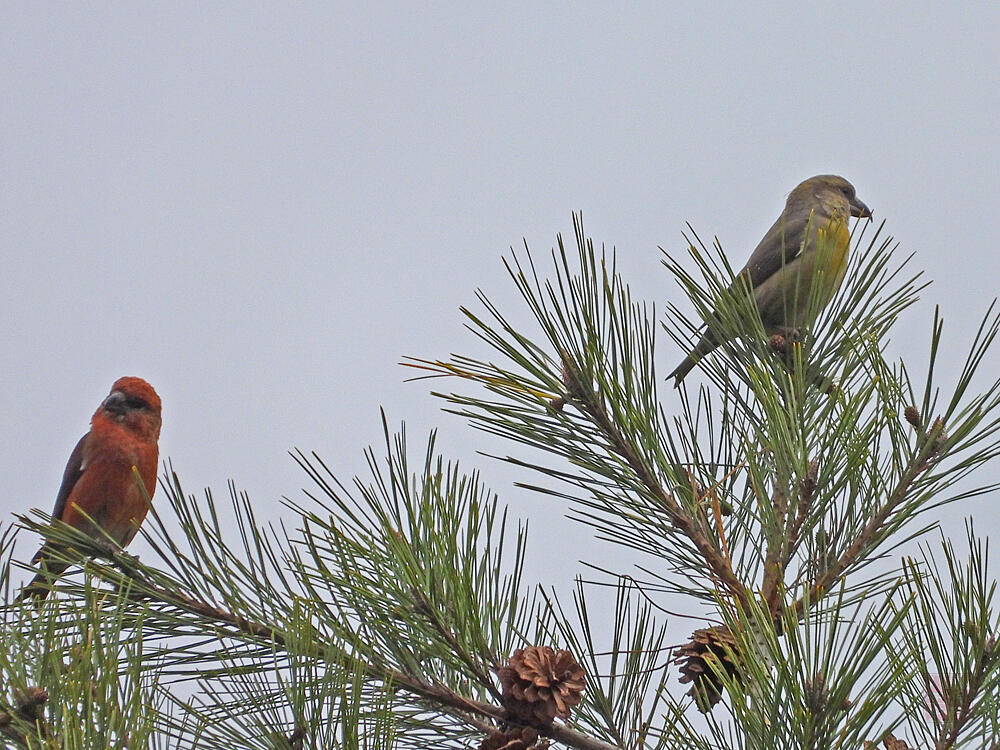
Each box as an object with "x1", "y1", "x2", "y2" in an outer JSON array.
[{"x1": 3, "y1": 4, "x2": 999, "y2": 597}]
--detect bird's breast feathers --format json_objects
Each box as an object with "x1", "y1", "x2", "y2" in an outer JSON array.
[{"x1": 814, "y1": 214, "x2": 851, "y2": 282}]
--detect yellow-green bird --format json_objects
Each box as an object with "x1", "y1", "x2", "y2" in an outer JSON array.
[{"x1": 668, "y1": 175, "x2": 872, "y2": 386}]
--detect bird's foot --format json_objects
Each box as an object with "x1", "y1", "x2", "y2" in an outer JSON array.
[{"x1": 94, "y1": 538, "x2": 122, "y2": 559}]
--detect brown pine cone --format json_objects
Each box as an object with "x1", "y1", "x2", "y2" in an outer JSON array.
[
  {"x1": 864, "y1": 735, "x2": 913, "y2": 750},
  {"x1": 496, "y1": 646, "x2": 586, "y2": 726},
  {"x1": 673, "y1": 626, "x2": 740, "y2": 712},
  {"x1": 478, "y1": 726, "x2": 540, "y2": 750}
]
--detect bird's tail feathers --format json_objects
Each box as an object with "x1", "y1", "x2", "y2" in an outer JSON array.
[{"x1": 17, "y1": 549, "x2": 71, "y2": 602}]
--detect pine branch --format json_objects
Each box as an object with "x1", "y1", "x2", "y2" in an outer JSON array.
[
  {"x1": 410, "y1": 588, "x2": 504, "y2": 702},
  {"x1": 0, "y1": 687, "x2": 52, "y2": 749},
  {"x1": 557, "y1": 350, "x2": 751, "y2": 613},
  {"x1": 798, "y1": 416, "x2": 947, "y2": 614},
  {"x1": 106, "y1": 551, "x2": 624, "y2": 750}
]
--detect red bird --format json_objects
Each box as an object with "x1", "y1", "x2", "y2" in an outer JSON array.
[{"x1": 20, "y1": 377, "x2": 162, "y2": 600}]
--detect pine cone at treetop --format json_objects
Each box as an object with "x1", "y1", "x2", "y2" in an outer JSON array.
[
  {"x1": 673, "y1": 626, "x2": 740, "y2": 712},
  {"x1": 864, "y1": 736, "x2": 913, "y2": 750},
  {"x1": 496, "y1": 646, "x2": 586, "y2": 725},
  {"x1": 478, "y1": 726, "x2": 540, "y2": 750}
]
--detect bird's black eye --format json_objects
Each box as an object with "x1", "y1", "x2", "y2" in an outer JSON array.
[{"x1": 125, "y1": 396, "x2": 149, "y2": 410}]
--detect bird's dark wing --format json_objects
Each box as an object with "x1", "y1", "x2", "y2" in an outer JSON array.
[
  {"x1": 50, "y1": 434, "x2": 88, "y2": 522},
  {"x1": 739, "y1": 210, "x2": 811, "y2": 290}
]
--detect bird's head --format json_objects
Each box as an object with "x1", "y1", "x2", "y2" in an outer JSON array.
[
  {"x1": 99, "y1": 377, "x2": 162, "y2": 439},
  {"x1": 790, "y1": 175, "x2": 872, "y2": 220}
]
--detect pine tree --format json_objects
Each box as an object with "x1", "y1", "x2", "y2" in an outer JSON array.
[{"x1": 4, "y1": 215, "x2": 1000, "y2": 749}]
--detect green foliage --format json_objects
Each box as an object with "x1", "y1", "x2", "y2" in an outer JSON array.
[
  {"x1": 887, "y1": 525, "x2": 1000, "y2": 747},
  {"x1": 5, "y1": 419, "x2": 534, "y2": 749},
  {"x1": 6, "y1": 215, "x2": 1000, "y2": 749},
  {"x1": 0, "y1": 530, "x2": 165, "y2": 748}
]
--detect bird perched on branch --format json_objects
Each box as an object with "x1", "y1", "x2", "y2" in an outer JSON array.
[
  {"x1": 19, "y1": 377, "x2": 162, "y2": 600},
  {"x1": 669, "y1": 175, "x2": 872, "y2": 386}
]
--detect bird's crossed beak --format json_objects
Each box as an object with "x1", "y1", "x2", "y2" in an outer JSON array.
[{"x1": 850, "y1": 198, "x2": 872, "y2": 219}]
